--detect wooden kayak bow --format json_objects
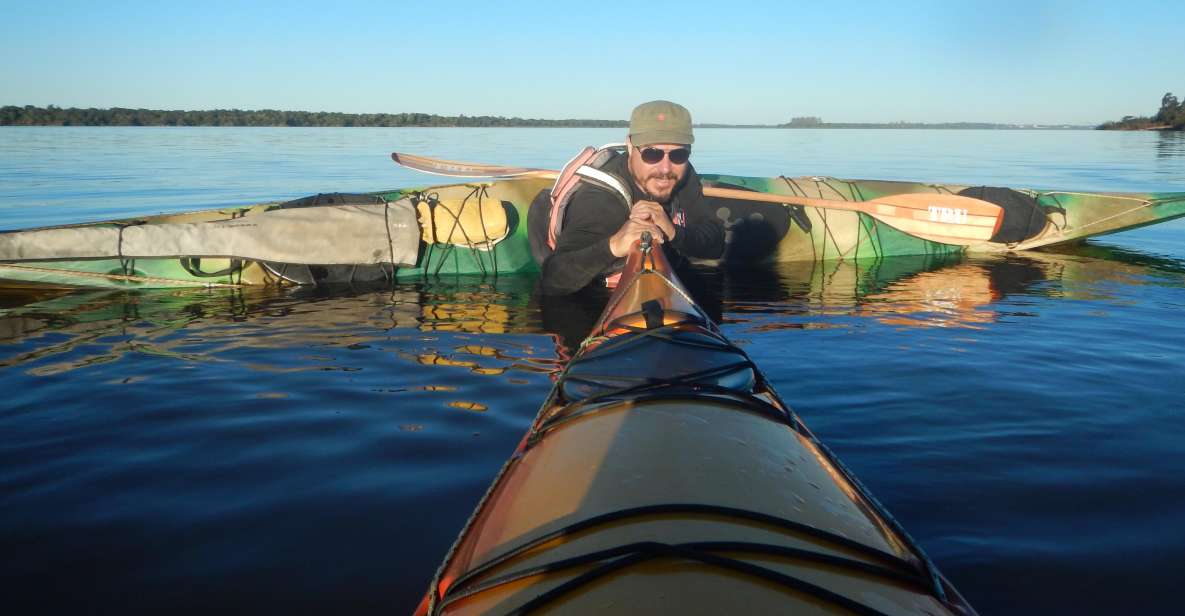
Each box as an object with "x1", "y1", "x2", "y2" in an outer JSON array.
[
  {"x1": 391, "y1": 152, "x2": 1004, "y2": 245},
  {"x1": 413, "y1": 233, "x2": 978, "y2": 615}
]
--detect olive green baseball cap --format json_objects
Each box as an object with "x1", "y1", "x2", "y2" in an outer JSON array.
[{"x1": 629, "y1": 100, "x2": 694, "y2": 146}]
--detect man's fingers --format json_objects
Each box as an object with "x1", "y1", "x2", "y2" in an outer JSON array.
[
  {"x1": 609, "y1": 220, "x2": 663, "y2": 257},
  {"x1": 631, "y1": 202, "x2": 675, "y2": 238},
  {"x1": 629, "y1": 222, "x2": 663, "y2": 242},
  {"x1": 633, "y1": 221, "x2": 663, "y2": 240}
]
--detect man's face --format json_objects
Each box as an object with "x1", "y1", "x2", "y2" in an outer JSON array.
[{"x1": 627, "y1": 139, "x2": 690, "y2": 202}]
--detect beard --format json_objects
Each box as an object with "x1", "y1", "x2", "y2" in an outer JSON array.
[{"x1": 641, "y1": 172, "x2": 680, "y2": 201}]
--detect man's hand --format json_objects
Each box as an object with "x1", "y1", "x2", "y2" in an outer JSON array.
[
  {"x1": 630, "y1": 201, "x2": 677, "y2": 241},
  {"x1": 608, "y1": 218, "x2": 664, "y2": 257}
]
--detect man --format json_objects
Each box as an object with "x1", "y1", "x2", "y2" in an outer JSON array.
[{"x1": 540, "y1": 100, "x2": 725, "y2": 295}]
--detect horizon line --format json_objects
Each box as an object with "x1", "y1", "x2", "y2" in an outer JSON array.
[{"x1": 0, "y1": 105, "x2": 1101, "y2": 129}]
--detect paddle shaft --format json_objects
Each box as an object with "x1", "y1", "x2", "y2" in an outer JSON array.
[{"x1": 391, "y1": 152, "x2": 1004, "y2": 244}]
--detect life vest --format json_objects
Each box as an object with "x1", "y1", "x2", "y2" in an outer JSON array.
[
  {"x1": 528, "y1": 144, "x2": 633, "y2": 274},
  {"x1": 547, "y1": 144, "x2": 633, "y2": 249}
]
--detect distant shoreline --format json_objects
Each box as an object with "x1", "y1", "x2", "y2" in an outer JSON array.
[
  {"x1": 1, "y1": 105, "x2": 1092, "y2": 130},
  {"x1": 1097, "y1": 92, "x2": 1183, "y2": 130},
  {"x1": 1098, "y1": 123, "x2": 1176, "y2": 131}
]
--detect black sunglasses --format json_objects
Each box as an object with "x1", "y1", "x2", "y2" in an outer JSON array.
[{"x1": 636, "y1": 146, "x2": 691, "y2": 165}]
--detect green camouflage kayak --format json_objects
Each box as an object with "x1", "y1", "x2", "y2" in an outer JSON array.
[{"x1": 1, "y1": 174, "x2": 1181, "y2": 288}]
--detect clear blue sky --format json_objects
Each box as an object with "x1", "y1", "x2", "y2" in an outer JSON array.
[{"x1": 2, "y1": 0, "x2": 1181, "y2": 125}]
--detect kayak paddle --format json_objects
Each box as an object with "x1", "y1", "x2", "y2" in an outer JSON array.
[{"x1": 391, "y1": 152, "x2": 1004, "y2": 245}]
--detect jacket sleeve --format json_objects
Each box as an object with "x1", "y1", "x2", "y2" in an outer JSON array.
[
  {"x1": 540, "y1": 187, "x2": 629, "y2": 295},
  {"x1": 669, "y1": 170, "x2": 726, "y2": 259}
]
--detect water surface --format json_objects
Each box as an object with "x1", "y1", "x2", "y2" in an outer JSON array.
[{"x1": 1, "y1": 127, "x2": 1184, "y2": 614}]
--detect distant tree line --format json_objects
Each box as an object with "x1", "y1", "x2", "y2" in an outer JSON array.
[
  {"x1": 0, "y1": 104, "x2": 1103, "y2": 130},
  {"x1": 1098, "y1": 92, "x2": 1184, "y2": 130},
  {"x1": 783, "y1": 116, "x2": 824, "y2": 127},
  {"x1": 776, "y1": 116, "x2": 1027, "y2": 129},
  {"x1": 0, "y1": 105, "x2": 629, "y2": 127}
]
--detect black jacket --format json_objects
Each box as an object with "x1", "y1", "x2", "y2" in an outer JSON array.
[{"x1": 539, "y1": 153, "x2": 725, "y2": 295}]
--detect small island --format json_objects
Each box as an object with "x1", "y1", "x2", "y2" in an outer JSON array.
[{"x1": 1098, "y1": 92, "x2": 1183, "y2": 130}]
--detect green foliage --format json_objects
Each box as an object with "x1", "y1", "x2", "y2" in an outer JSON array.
[
  {"x1": 785, "y1": 116, "x2": 824, "y2": 127},
  {"x1": 1156, "y1": 92, "x2": 1185, "y2": 129},
  {"x1": 0, "y1": 106, "x2": 629, "y2": 128},
  {"x1": 1099, "y1": 91, "x2": 1183, "y2": 130}
]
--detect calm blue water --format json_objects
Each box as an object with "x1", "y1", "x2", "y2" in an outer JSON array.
[{"x1": 1, "y1": 127, "x2": 1184, "y2": 614}]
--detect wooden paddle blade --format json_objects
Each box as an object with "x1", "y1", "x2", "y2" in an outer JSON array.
[
  {"x1": 391, "y1": 152, "x2": 555, "y2": 179},
  {"x1": 702, "y1": 186, "x2": 1002, "y2": 245},
  {"x1": 866, "y1": 193, "x2": 1003, "y2": 242}
]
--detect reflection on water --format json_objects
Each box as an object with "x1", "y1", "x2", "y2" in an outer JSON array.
[
  {"x1": 1156, "y1": 130, "x2": 1185, "y2": 158},
  {"x1": 707, "y1": 244, "x2": 1185, "y2": 332},
  {"x1": 0, "y1": 277, "x2": 557, "y2": 375},
  {"x1": 4, "y1": 243, "x2": 1184, "y2": 372},
  {"x1": 2, "y1": 243, "x2": 1185, "y2": 615},
  {"x1": 0, "y1": 275, "x2": 565, "y2": 615}
]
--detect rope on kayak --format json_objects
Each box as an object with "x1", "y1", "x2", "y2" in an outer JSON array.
[
  {"x1": 115, "y1": 223, "x2": 137, "y2": 277},
  {"x1": 1036, "y1": 191, "x2": 1185, "y2": 242},
  {"x1": 534, "y1": 327, "x2": 957, "y2": 611},
  {"x1": 782, "y1": 176, "x2": 850, "y2": 261},
  {"x1": 841, "y1": 180, "x2": 881, "y2": 260},
  {"x1": 419, "y1": 186, "x2": 501, "y2": 278},
  {"x1": 1053, "y1": 195, "x2": 1156, "y2": 233},
  {"x1": 594, "y1": 268, "x2": 707, "y2": 336},
  {"x1": 582, "y1": 320, "x2": 731, "y2": 354},
  {"x1": 483, "y1": 187, "x2": 498, "y2": 275},
  {"x1": 512, "y1": 545, "x2": 894, "y2": 616},
  {"x1": 537, "y1": 285, "x2": 956, "y2": 610},
  {"x1": 561, "y1": 331, "x2": 762, "y2": 391},
  {"x1": 451, "y1": 540, "x2": 926, "y2": 610},
  {"x1": 179, "y1": 257, "x2": 244, "y2": 278},
  {"x1": 531, "y1": 329, "x2": 798, "y2": 447},
  {"x1": 534, "y1": 386, "x2": 792, "y2": 450},
  {"x1": 0, "y1": 263, "x2": 244, "y2": 287},
  {"x1": 777, "y1": 177, "x2": 817, "y2": 262},
  {"x1": 382, "y1": 196, "x2": 398, "y2": 278},
  {"x1": 435, "y1": 503, "x2": 931, "y2": 616},
  {"x1": 1039, "y1": 193, "x2": 1070, "y2": 235}
]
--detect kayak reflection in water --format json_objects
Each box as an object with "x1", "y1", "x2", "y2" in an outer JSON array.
[
  {"x1": 532, "y1": 101, "x2": 726, "y2": 295},
  {"x1": 540, "y1": 265, "x2": 724, "y2": 358}
]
